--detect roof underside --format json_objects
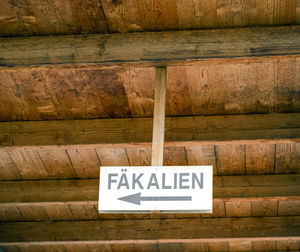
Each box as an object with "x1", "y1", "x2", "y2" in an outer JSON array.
[{"x1": 0, "y1": 0, "x2": 300, "y2": 251}]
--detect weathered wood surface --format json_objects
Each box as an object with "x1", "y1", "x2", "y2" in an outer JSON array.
[
  {"x1": 1, "y1": 143, "x2": 298, "y2": 180},
  {"x1": 0, "y1": 216, "x2": 299, "y2": 242},
  {"x1": 1, "y1": 174, "x2": 299, "y2": 203},
  {"x1": 1, "y1": 197, "x2": 299, "y2": 221},
  {"x1": 0, "y1": 26, "x2": 299, "y2": 68},
  {"x1": 0, "y1": 238, "x2": 300, "y2": 252},
  {"x1": 1, "y1": 58, "x2": 299, "y2": 121},
  {"x1": 151, "y1": 67, "x2": 166, "y2": 166},
  {"x1": 0, "y1": 0, "x2": 299, "y2": 37},
  {"x1": 1, "y1": 113, "x2": 299, "y2": 147},
  {"x1": 0, "y1": 174, "x2": 299, "y2": 221}
]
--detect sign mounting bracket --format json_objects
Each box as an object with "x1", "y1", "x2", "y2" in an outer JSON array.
[{"x1": 151, "y1": 66, "x2": 167, "y2": 166}]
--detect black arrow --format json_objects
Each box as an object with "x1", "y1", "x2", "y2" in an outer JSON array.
[{"x1": 118, "y1": 192, "x2": 192, "y2": 205}]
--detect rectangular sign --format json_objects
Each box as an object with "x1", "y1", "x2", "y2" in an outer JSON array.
[{"x1": 98, "y1": 166, "x2": 213, "y2": 213}]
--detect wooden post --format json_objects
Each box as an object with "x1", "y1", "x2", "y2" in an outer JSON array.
[{"x1": 151, "y1": 66, "x2": 167, "y2": 166}]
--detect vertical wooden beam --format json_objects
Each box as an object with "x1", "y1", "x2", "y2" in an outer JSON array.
[{"x1": 151, "y1": 67, "x2": 167, "y2": 166}]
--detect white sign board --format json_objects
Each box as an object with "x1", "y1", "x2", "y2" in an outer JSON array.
[{"x1": 98, "y1": 166, "x2": 213, "y2": 213}]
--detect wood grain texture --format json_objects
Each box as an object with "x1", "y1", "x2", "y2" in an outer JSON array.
[
  {"x1": 185, "y1": 146, "x2": 217, "y2": 175},
  {"x1": 0, "y1": 68, "x2": 132, "y2": 121},
  {"x1": 225, "y1": 201, "x2": 251, "y2": 217},
  {"x1": 276, "y1": 143, "x2": 300, "y2": 174},
  {"x1": 66, "y1": 149, "x2": 100, "y2": 178},
  {"x1": 37, "y1": 149, "x2": 77, "y2": 179},
  {"x1": 151, "y1": 67, "x2": 166, "y2": 166},
  {"x1": 1, "y1": 113, "x2": 299, "y2": 147},
  {"x1": 1, "y1": 239, "x2": 300, "y2": 252},
  {"x1": 121, "y1": 68, "x2": 154, "y2": 118},
  {"x1": 0, "y1": 0, "x2": 108, "y2": 37},
  {"x1": 252, "y1": 200, "x2": 278, "y2": 217},
  {"x1": 0, "y1": 216, "x2": 299, "y2": 242},
  {"x1": 163, "y1": 147, "x2": 188, "y2": 166},
  {"x1": 8, "y1": 150, "x2": 49, "y2": 179},
  {"x1": 0, "y1": 0, "x2": 298, "y2": 37},
  {"x1": 246, "y1": 144, "x2": 275, "y2": 174},
  {"x1": 96, "y1": 148, "x2": 129, "y2": 166},
  {"x1": 1, "y1": 58, "x2": 299, "y2": 121},
  {"x1": 278, "y1": 200, "x2": 300, "y2": 216},
  {"x1": 2, "y1": 199, "x2": 298, "y2": 221},
  {"x1": 1, "y1": 174, "x2": 299, "y2": 203},
  {"x1": 166, "y1": 67, "x2": 193, "y2": 116},
  {"x1": 216, "y1": 145, "x2": 245, "y2": 175},
  {"x1": 1, "y1": 143, "x2": 297, "y2": 180},
  {"x1": 0, "y1": 26, "x2": 300, "y2": 68},
  {"x1": 0, "y1": 150, "x2": 21, "y2": 180}
]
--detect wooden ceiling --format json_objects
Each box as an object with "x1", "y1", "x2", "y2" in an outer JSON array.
[
  {"x1": 0, "y1": 0, "x2": 300, "y2": 251},
  {"x1": 1, "y1": 0, "x2": 299, "y2": 37}
]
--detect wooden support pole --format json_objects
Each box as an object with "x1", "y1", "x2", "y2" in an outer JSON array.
[{"x1": 151, "y1": 67, "x2": 167, "y2": 166}]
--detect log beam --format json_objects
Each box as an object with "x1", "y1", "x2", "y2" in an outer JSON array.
[
  {"x1": 0, "y1": 217, "x2": 299, "y2": 242},
  {"x1": 0, "y1": 175, "x2": 299, "y2": 221},
  {"x1": 0, "y1": 113, "x2": 299, "y2": 148},
  {"x1": 0, "y1": 26, "x2": 299, "y2": 68}
]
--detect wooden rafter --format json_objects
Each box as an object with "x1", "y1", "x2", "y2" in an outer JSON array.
[
  {"x1": 1, "y1": 113, "x2": 299, "y2": 148},
  {"x1": 0, "y1": 26, "x2": 299, "y2": 68},
  {"x1": 1, "y1": 217, "x2": 299, "y2": 243}
]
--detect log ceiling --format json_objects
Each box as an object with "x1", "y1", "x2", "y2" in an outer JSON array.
[
  {"x1": 0, "y1": 0, "x2": 300, "y2": 251},
  {"x1": 0, "y1": 0, "x2": 299, "y2": 37}
]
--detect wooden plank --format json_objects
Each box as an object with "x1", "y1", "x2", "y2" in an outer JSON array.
[
  {"x1": 185, "y1": 64, "x2": 226, "y2": 115},
  {"x1": 177, "y1": 0, "x2": 299, "y2": 29},
  {"x1": 1, "y1": 113, "x2": 299, "y2": 148},
  {"x1": 163, "y1": 147, "x2": 187, "y2": 166},
  {"x1": 216, "y1": 145, "x2": 245, "y2": 175},
  {"x1": 136, "y1": 0, "x2": 179, "y2": 31},
  {"x1": 88, "y1": 244, "x2": 112, "y2": 252},
  {"x1": 184, "y1": 58, "x2": 300, "y2": 116},
  {"x1": 0, "y1": 174, "x2": 298, "y2": 204},
  {"x1": 101, "y1": 0, "x2": 141, "y2": 33},
  {"x1": 276, "y1": 240, "x2": 300, "y2": 251},
  {"x1": 1, "y1": 58, "x2": 299, "y2": 122},
  {"x1": 185, "y1": 145, "x2": 217, "y2": 175},
  {"x1": 276, "y1": 143, "x2": 300, "y2": 174},
  {"x1": 229, "y1": 240, "x2": 252, "y2": 251},
  {"x1": 278, "y1": 200, "x2": 300, "y2": 216},
  {"x1": 0, "y1": 150, "x2": 21, "y2": 180},
  {"x1": 151, "y1": 67, "x2": 166, "y2": 166},
  {"x1": 0, "y1": 0, "x2": 108, "y2": 37},
  {"x1": 225, "y1": 201, "x2": 251, "y2": 217},
  {"x1": 0, "y1": 217, "x2": 299, "y2": 242},
  {"x1": 17, "y1": 205, "x2": 49, "y2": 221},
  {"x1": 252, "y1": 240, "x2": 277, "y2": 251},
  {"x1": 8, "y1": 198, "x2": 299, "y2": 221},
  {"x1": 0, "y1": 0, "x2": 298, "y2": 37},
  {"x1": 246, "y1": 144, "x2": 275, "y2": 174},
  {"x1": 121, "y1": 68, "x2": 154, "y2": 117},
  {"x1": 37, "y1": 149, "x2": 77, "y2": 179},
  {"x1": 96, "y1": 148, "x2": 129, "y2": 166},
  {"x1": 166, "y1": 67, "x2": 193, "y2": 116},
  {"x1": 67, "y1": 149, "x2": 100, "y2": 178},
  {"x1": 0, "y1": 26, "x2": 300, "y2": 68},
  {"x1": 251, "y1": 200, "x2": 278, "y2": 217},
  {"x1": 126, "y1": 147, "x2": 151, "y2": 166},
  {"x1": 2, "y1": 239, "x2": 300, "y2": 252},
  {"x1": 0, "y1": 143, "x2": 297, "y2": 180},
  {"x1": 274, "y1": 57, "x2": 300, "y2": 113},
  {"x1": 7, "y1": 150, "x2": 48, "y2": 179}
]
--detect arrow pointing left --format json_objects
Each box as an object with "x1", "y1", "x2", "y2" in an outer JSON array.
[{"x1": 118, "y1": 192, "x2": 192, "y2": 205}]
